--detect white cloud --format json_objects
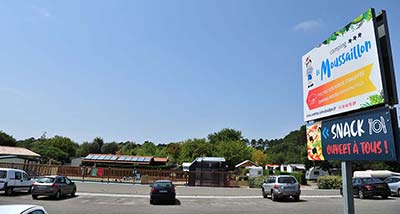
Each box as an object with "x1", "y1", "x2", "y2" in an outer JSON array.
[
  {"x1": 32, "y1": 6, "x2": 51, "y2": 17},
  {"x1": 294, "y1": 19, "x2": 322, "y2": 32}
]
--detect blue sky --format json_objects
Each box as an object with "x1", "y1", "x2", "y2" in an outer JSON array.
[{"x1": 1, "y1": 1, "x2": 399, "y2": 144}]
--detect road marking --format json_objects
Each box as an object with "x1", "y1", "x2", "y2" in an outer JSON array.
[{"x1": 77, "y1": 192, "x2": 341, "y2": 199}]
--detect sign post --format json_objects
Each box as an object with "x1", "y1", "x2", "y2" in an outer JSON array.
[{"x1": 341, "y1": 161, "x2": 354, "y2": 214}]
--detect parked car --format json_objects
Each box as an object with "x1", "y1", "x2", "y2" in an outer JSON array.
[
  {"x1": 261, "y1": 175, "x2": 300, "y2": 201},
  {"x1": 31, "y1": 175, "x2": 76, "y2": 200},
  {"x1": 352, "y1": 177, "x2": 390, "y2": 199},
  {"x1": 0, "y1": 205, "x2": 48, "y2": 214},
  {"x1": 384, "y1": 176, "x2": 400, "y2": 196},
  {"x1": 150, "y1": 180, "x2": 176, "y2": 205},
  {"x1": 0, "y1": 168, "x2": 34, "y2": 196}
]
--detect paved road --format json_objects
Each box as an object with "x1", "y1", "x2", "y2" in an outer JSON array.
[{"x1": 1, "y1": 182, "x2": 399, "y2": 214}]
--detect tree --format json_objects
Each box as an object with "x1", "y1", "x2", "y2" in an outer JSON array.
[
  {"x1": 101, "y1": 142, "x2": 120, "y2": 154},
  {"x1": 16, "y1": 137, "x2": 37, "y2": 149},
  {"x1": 134, "y1": 141, "x2": 157, "y2": 156},
  {"x1": 92, "y1": 137, "x2": 104, "y2": 153},
  {"x1": 208, "y1": 128, "x2": 243, "y2": 144},
  {"x1": 251, "y1": 149, "x2": 268, "y2": 166},
  {"x1": 214, "y1": 140, "x2": 251, "y2": 170},
  {"x1": 0, "y1": 131, "x2": 17, "y2": 147},
  {"x1": 47, "y1": 136, "x2": 78, "y2": 158},
  {"x1": 116, "y1": 141, "x2": 138, "y2": 155},
  {"x1": 29, "y1": 136, "x2": 78, "y2": 163},
  {"x1": 77, "y1": 142, "x2": 91, "y2": 157},
  {"x1": 178, "y1": 138, "x2": 214, "y2": 163}
]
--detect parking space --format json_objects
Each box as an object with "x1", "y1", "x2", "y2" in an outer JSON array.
[{"x1": 1, "y1": 184, "x2": 399, "y2": 214}]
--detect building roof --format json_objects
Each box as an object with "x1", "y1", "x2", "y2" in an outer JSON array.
[
  {"x1": 0, "y1": 146, "x2": 40, "y2": 158},
  {"x1": 82, "y1": 154, "x2": 153, "y2": 165},
  {"x1": 265, "y1": 164, "x2": 280, "y2": 167},
  {"x1": 287, "y1": 164, "x2": 306, "y2": 170},
  {"x1": 195, "y1": 157, "x2": 226, "y2": 162},
  {"x1": 153, "y1": 157, "x2": 169, "y2": 163},
  {"x1": 235, "y1": 160, "x2": 258, "y2": 168}
]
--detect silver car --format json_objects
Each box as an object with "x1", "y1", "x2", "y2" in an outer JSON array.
[
  {"x1": 384, "y1": 176, "x2": 400, "y2": 196},
  {"x1": 261, "y1": 175, "x2": 301, "y2": 201}
]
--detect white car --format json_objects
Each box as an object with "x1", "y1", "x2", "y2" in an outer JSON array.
[
  {"x1": 384, "y1": 176, "x2": 400, "y2": 196},
  {"x1": 0, "y1": 205, "x2": 48, "y2": 214},
  {"x1": 0, "y1": 168, "x2": 34, "y2": 195}
]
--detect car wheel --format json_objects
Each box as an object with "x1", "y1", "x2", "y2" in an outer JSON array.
[
  {"x1": 55, "y1": 190, "x2": 61, "y2": 200},
  {"x1": 397, "y1": 189, "x2": 400, "y2": 197},
  {"x1": 150, "y1": 199, "x2": 153, "y2": 205},
  {"x1": 28, "y1": 185, "x2": 33, "y2": 194},
  {"x1": 294, "y1": 195, "x2": 300, "y2": 202},
  {"x1": 71, "y1": 188, "x2": 76, "y2": 197},
  {"x1": 271, "y1": 192, "x2": 277, "y2": 201},
  {"x1": 381, "y1": 194, "x2": 389, "y2": 199},
  {"x1": 5, "y1": 187, "x2": 13, "y2": 196},
  {"x1": 32, "y1": 194, "x2": 38, "y2": 199},
  {"x1": 358, "y1": 190, "x2": 365, "y2": 199},
  {"x1": 262, "y1": 188, "x2": 267, "y2": 198}
]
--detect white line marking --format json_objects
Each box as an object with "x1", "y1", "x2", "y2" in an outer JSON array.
[{"x1": 77, "y1": 192, "x2": 341, "y2": 199}]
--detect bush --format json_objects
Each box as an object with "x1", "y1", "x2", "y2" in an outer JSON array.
[
  {"x1": 317, "y1": 175, "x2": 342, "y2": 189},
  {"x1": 290, "y1": 172, "x2": 307, "y2": 185},
  {"x1": 248, "y1": 176, "x2": 266, "y2": 188}
]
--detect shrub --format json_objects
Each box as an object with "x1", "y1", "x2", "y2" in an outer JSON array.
[
  {"x1": 317, "y1": 175, "x2": 342, "y2": 189},
  {"x1": 290, "y1": 172, "x2": 307, "y2": 185},
  {"x1": 248, "y1": 176, "x2": 266, "y2": 188}
]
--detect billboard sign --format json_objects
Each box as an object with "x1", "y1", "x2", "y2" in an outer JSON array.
[
  {"x1": 303, "y1": 8, "x2": 385, "y2": 122},
  {"x1": 307, "y1": 107, "x2": 398, "y2": 161}
]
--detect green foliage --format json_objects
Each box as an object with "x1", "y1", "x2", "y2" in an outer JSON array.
[
  {"x1": 208, "y1": 128, "x2": 242, "y2": 144},
  {"x1": 248, "y1": 176, "x2": 266, "y2": 188},
  {"x1": 30, "y1": 136, "x2": 77, "y2": 164},
  {"x1": 134, "y1": 141, "x2": 157, "y2": 156},
  {"x1": 266, "y1": 126, "x2": 307, "y2": 165},
  {"x1": 101, "y1": 142, "x2": 120, "y2": 154},
  {"x1": 317, "y1": 176, "x2": 342, "y2": 189},
  {"x1": 251, "y1": 149, "x2": 268, "y2": 166},
  {"x1": 0, "y1": 131, "x2": 16, "y2": 147},
  {"x1": 214, "y1": 140, "x2": 251, "y2": 170},
  {"x1": 178, "y1": 138, "x2": 213, "y2": 163},
  {"x1": 290, "y1": 172, "x2": 306, "y2": 185}
]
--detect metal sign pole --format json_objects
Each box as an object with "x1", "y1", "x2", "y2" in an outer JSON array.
[{"x1": 341, "y1": 161, "x2": 354, "y2": 214}]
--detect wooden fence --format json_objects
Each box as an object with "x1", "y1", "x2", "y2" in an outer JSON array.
[{"x1": 0, "y1": 162, "x2": 240, "y2": 187}]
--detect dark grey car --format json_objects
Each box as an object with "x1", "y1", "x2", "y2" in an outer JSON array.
[{"x1": 31, "y1": 175, "x2": 76, "y2": 200}]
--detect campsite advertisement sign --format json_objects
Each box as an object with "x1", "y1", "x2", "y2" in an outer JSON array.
[
  {"x1": 306, "y1": 107, "x2": 398, "y2": 161},
  {"x1": 303, "y1": 8, "x2": 384, "y2": 122}
]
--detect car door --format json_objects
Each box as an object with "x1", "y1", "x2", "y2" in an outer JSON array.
[
  {"x1": 64, "y1": 177, "x2": 74, "y2": 194},
  {"x1": 262, "y1": 177, "x2": 269, "y2": 193},
  {"x1": 21, "y1": 172, "x2": 32, "y2": 191},
  {"x1": 267, "y1": 177, "x2": 276, "y2": 193},
  {"x1": 13, "y1": 171, "x2": 23, "y2": 191},
  {"x1": 352, "y1": 178, "x2": 360, "y2": 195},
  {"x1": 55, "y1": 177, "x2": 66, "y2": 194}
]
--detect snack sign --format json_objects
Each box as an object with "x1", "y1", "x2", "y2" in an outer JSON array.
[
  {"x1": 307, "y1": 107, "x2": 397, "y2": 161},
  {"x1": 303, "y1": 9, "x2": 384, "y2": 122}
]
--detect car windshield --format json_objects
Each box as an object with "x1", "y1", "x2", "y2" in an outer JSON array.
[
  {"x1": 36, "y1": 177, "x2": 55, "y2": 183},
  {"x1": 278, "y1": 177, "x2": 296, "y2": 184},
  {"x1": 361, "y1": 178, "x2": 382, "y2": 183},
  {"x1": 0, "y1": 170, "x2": 6, "y2": 179},
  {"x1": 154, "y1": 182, "x2": 172, "y2": 188}
]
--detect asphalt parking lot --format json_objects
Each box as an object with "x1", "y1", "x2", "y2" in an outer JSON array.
[{"x1": 1, "y1": 183, "x2": 399, "y2": 214}]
